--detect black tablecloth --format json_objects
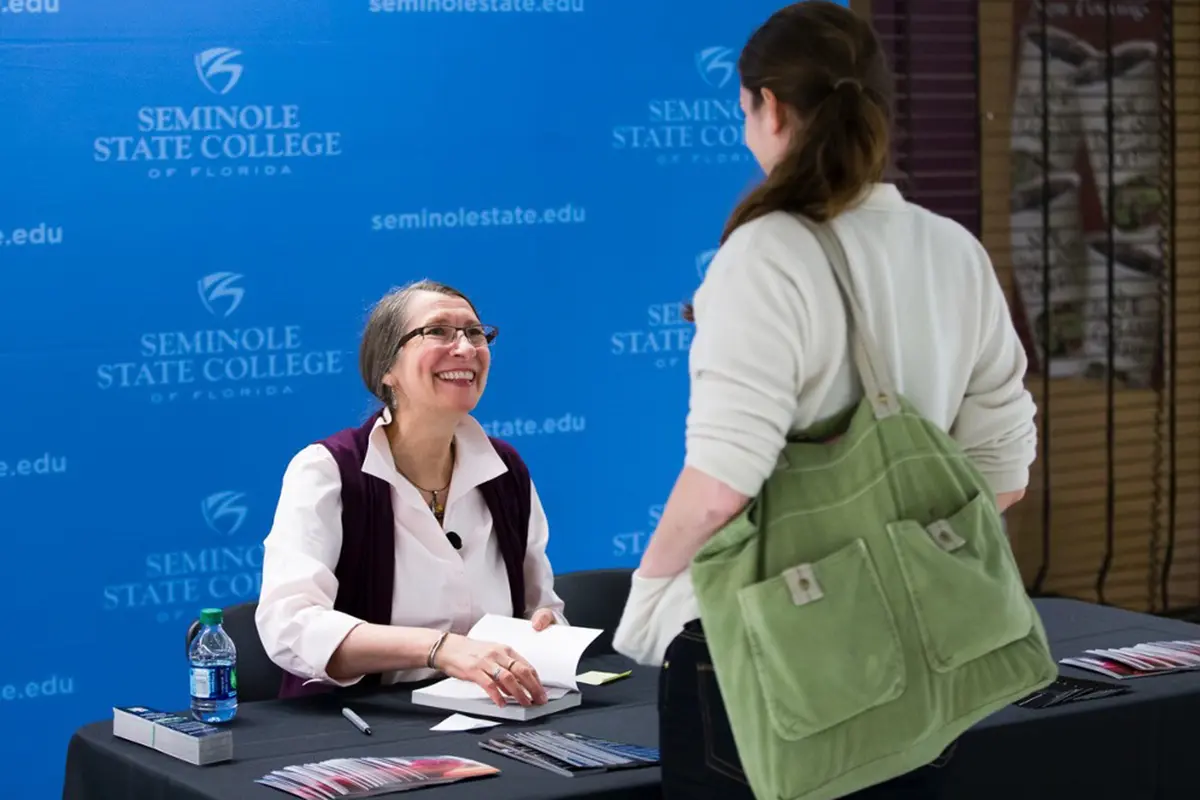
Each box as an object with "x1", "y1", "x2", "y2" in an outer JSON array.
[
  {"x1": 936, "y1": 598, "x2": 1200, "y2": 798},
  {"x1": 63, "y1": 653, "x2": 659, "y2": 800},
  {"x1": 63, "y1": 600, "x2": 1200, "y2": 800}
]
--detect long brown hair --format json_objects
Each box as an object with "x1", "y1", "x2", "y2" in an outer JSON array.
[
  {"x1": 727, "y1": 1, "x2": 892, "y2": 237},
  {"x1": 685, "y1": 1, "x2": 893, "y2": 321}
]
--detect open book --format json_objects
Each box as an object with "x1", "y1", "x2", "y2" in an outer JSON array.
[{"x1": 412, "y1": 615, "x2": 603, "y2": 721}]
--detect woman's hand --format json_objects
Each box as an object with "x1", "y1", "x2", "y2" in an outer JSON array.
[
  {"x1": 996, "y1": 489, "x2": 1026, "y2": 514},
  {"x1": 433, "y1": 634, "x2": 548, "y2": 707},
  {"x1": 530, "y1": 608, "x2": 558, "y2": 631}
]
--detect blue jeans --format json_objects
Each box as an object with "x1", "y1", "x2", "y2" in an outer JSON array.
[{"x1": 658, "y1": 620, "x2": 953, "y2": 799}]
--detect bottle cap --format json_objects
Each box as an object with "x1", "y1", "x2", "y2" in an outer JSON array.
[{"x1": 199, "y1": 608, "x2": 223, "y2": 626}]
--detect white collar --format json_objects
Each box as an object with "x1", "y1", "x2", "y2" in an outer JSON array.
[
  {"x1": 856, "y1": 183, "x2": 907, "y2": 211},
  {"x1": 361, "y1": 407, "x2": 507, "y2": 511}
]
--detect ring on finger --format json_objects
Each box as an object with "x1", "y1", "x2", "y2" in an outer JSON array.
[
  {"x1": 491, "y1": 665, "x2": 503, "y2": 683},
  {"x1": 507, "y1": 658, "x2": 517, "y2": 670}
]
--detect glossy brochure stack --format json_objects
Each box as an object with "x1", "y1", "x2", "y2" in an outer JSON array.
[{"x1": 256, "y1": 756, "x2": 500, "y2": 799}]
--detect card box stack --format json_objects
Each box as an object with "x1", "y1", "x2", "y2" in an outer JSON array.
[{"x1": 112, "y1": 706, "x2": 233, "y2": 765}]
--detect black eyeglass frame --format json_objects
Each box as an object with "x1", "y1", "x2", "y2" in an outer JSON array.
[{"x1": 396, "y1": 323, "x2": 499, "y2": 351}]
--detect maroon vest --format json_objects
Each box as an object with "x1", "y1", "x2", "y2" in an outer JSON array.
[{"x1": 277, "y1": 411, "x2": 531, "y2": 699}]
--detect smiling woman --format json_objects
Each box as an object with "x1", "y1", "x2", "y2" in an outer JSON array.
[
  {"x1": 359, "y1": 282, "x2": 498, "y2": 422},
  {"x1": 255, "y1": 279, "x2": 568, "y2": 710}
]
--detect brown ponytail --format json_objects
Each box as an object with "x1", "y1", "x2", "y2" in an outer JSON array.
[
  {"x1": 722, "y1": 0, "x2": 893, "y2": 243},
  {"x1": 721, "y1": 78, "x2": 891, "y2": 243}
]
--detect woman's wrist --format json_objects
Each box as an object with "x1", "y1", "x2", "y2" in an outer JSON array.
[
  {"x1": 328, "y1": 624, "x2": 459, "y2": 679},
  {"x1": 388, "y1": 625, "x2": 451, "y2": 669},
  {"x1": 426, "y1": 629, "x2": 452, "y2": 669},
  {"x1": 360, "y1": 623, "x2": 453, "y2": 671}
]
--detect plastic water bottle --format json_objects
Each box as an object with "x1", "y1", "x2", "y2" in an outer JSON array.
[{"x1": 189, "y1": 607, "x2": 238, "y2": 723}]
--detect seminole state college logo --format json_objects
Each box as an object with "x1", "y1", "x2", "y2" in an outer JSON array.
[
  {"x1": 92, "y1": 45, "x2": 343, "y2": 180},
  {"x1": 202, "y1": 490, "x2": 249, "y2": 536},
  {"x1": 103, "y1": 492, "x2": 264, "y2": 624},
  {"x1": 610, "y1": 248, "x2": 714, "y2": 370},
  {"x1": 195, "y1": 47, "x2": 244, "y2": 95},
  {"x1": 695, "y1": 47, "x2": 736, "y2": 89},
  {"x1": 95, "y1": 272, "x2": 347, "y2": 404},
  {"x1": 197, "y1": 272, "x2": 245, "y2": 317},
  {"x1": 611, "y1": 46, "x2": 750, "y2": 167}
]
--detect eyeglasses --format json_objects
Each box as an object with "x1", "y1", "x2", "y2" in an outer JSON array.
[{"x1": 397, "y1": 323, "x2": 499, "y2": 350}]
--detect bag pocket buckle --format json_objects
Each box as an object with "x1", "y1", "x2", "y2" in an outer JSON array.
[
  {"x1": 782, "y1": 564, "x2": 824, "y2": 606},
  {"x1": 926, "y1": 520, "x2": 966, "y2": 553}
]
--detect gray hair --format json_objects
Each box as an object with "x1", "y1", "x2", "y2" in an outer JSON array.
[{"x1": 359, "y1": 279, "x2": 480, "y2": 408}]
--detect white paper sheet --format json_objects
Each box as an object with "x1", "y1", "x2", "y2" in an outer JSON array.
[
  {"x1": 466, "y1": 614, "x2": 603, "y2": 691},
  {"x1": 430, "y1": 713, "x2": 502, "y2": 732},
  {"x1": 416, "y1": 614, "x2": 602, "y2": 702}
]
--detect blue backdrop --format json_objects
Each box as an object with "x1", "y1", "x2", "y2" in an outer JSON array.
[{"x1": 0, "y1": 0, "x2": 844, "y2": 794}]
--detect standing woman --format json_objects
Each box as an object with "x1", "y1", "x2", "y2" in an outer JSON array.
[{"x1": 613, "y1": 1, "x2": 1036, "y2": 797}]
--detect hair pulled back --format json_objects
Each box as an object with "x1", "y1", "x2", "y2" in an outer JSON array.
[
  {"x1": 359, "y1": 279, "x2": 479, "y2": 409},
  {"x1": 722, "y1": 0, "x2": 894, "y2": 243}
]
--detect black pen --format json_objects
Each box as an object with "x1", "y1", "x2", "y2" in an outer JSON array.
[{"x1": 342, "y1": 707, "x2": 372, "y2": 735}]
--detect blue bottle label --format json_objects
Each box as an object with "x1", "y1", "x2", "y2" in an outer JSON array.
[{"x1": 190, "y1": 665, "x2": 237, "y2": 701}]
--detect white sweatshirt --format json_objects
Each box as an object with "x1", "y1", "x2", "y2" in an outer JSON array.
[{"x1": 613, "y1": 183, "x2": 1037, "y2": 666}]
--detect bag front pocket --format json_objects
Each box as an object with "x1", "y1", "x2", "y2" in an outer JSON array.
[
  {"x1": 737, "y1": 538, "x2": 905, "y2": 741},
  {"x1": 886, "y1": 491, "x2": 1033, "y2": 673}
]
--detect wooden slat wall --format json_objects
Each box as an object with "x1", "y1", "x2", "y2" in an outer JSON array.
[
  {"x1": 980, "y1": 0, "x2": 1200, "y2": 613},
  {"x1": 1157, "y1": 1, "x2": 1200, "y2": 613},
  {"x1": 852, "y1": 0, "x2": 1200, "y2": 614},
  {"x1": 866, "y1": 0, "x2": 981, "y2": 234}
]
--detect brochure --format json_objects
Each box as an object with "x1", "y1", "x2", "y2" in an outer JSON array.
[
  {"x1": 477, "y1": 729, "x2": 659, "y2": 778},
  {"x1": 255, "y1": 755, "x2": 500, "y2": 799},
  {"x1": 1059, "y1": 638, "x2": 1200, "y2": 680}
]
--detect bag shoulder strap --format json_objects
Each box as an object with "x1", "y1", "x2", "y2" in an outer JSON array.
[{"x1": 792, "y1": 215, "x2": 901, "y2": 420}]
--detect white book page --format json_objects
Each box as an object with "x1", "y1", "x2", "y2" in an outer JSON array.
[
  {"x1": 417, "y1": 615, "x2": 602, "y2": 702},
  {"x1": 466, "y1": 614, "x2": 602, "y2": 690}
]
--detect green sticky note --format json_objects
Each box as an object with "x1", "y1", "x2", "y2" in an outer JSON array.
[{"x1": 576, "y1": 670, "x2": 632, "y2": 686}]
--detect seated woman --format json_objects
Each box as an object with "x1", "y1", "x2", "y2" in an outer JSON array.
[{"x1": 256, "y1": 279, "x2": 565, "y2": 708}]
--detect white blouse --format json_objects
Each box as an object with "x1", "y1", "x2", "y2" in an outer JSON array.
[{"x1": 256, "y1": 409, "x2": 566, "y2": 687}]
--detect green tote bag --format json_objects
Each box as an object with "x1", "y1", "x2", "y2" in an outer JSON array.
[{"x1": 689, "y1": 215, "x2": 1056, "y2": 800}]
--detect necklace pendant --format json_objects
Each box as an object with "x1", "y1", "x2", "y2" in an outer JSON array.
[{"x1": 430, "y1": 491, "x2": 445, "y2": 523}]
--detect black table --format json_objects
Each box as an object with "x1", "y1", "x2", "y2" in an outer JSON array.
[
  {"x1": 63, "y1": 654, "x2": 659, "y2": 800},
  {"x1": 934, "y1": 598, "x2": 1200, "y2": 798},
  {"x1": 64, "y1": 600, "x2": 1200, "y2": 799}
]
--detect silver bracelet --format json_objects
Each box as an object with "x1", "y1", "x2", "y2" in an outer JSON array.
[{"x1": 427, "y1": 631, "x2": 450, "y2": 670}]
